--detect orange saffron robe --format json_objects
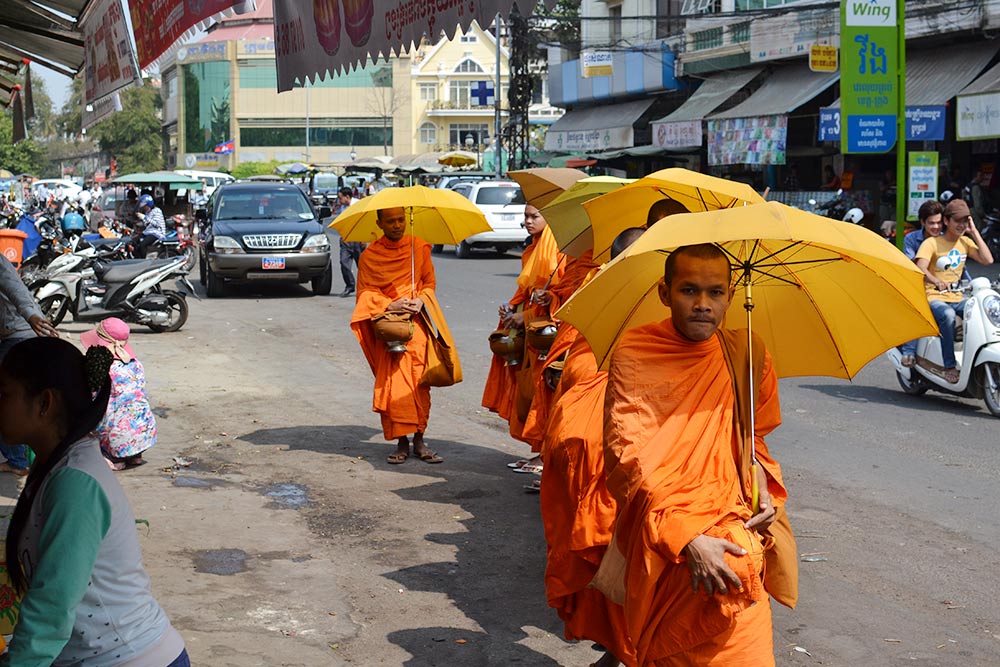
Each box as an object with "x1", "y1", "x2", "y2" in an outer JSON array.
[
  {"x1": 481, "y1": 228, "x2": 564, "y2": 447},
  {"x1": 351, "y1": 235, "x2": 436, "y2": 440},
  {"x1": 520, "y1": 252, "x2": 599, "y2": 446},
  {"x1": 540, "y1": 330, "x2": 636, "y2": 666},
  {"x1": 604, "y1": 319, "x2": 786, "y2": 666}
]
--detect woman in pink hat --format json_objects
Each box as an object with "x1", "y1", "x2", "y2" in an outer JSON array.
[{"x1": 80, "y1": 318, "x2": 156, "y2": 470}]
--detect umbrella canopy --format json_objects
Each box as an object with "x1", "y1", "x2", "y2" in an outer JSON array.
[
  {"x1": 542, "y1": 176, "x2": 635, "y2": 257},
  {"x1": 557, "y1": 202, "x2": 939, "y2": 379},
  {"x1": 110, "y1": 171, "x2": 204, "y2": 190},
  {"x1": 508, "y1": 167, "x2": 587, "y2": 208},
  {"x1": 0, "y1": 169, "x2": 13, "y2": 179},
  {"x1": 329, "y1": 185, "x2": 492, "y2": 245},
  {"x1": 438, "y1": 151, "x2": 478, "y2": 167},
  {"x1": 583, "y1": 168, "x2": 766, "y2": 263},
  {"x1": 276, "y1": 162, "x2": 314, "y2": 175}
]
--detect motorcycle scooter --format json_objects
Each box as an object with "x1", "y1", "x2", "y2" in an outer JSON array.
[
  {"x1": 886, "y1": 264, "x2": 1000, "y2": 416},
  {"x1": 33, "y1": 255, "x2": 196, "y2": 332}
]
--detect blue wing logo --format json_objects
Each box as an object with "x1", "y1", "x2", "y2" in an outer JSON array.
[{"x1": 946, "y1": 248, "x2": 964, "y2": 269}]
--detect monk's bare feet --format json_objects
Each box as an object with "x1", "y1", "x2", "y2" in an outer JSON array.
[
  {"x1": 591, "y1": 651, "x2": 620, "y2": 667},
  {"x1": 411, "y1": 431, "x2": 443, "y2": 464},
  {"x1": 387, "y1": 436, "x2": 409, "y2": 464}
]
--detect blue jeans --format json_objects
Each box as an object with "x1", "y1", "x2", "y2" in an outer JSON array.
[
  {"x1": 929, "y1": 298, "x2": 968, "y2": 369},
  {"x1": 166, "y1": 648, "x2": 190, "y2": 667},
  {"x1": 0, "y1": 336, "x2": 32, "y2": 471}
]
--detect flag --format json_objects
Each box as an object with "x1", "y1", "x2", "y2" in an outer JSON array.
[
  {"x1": 11, "y1": 86, "x2": 26, "y2": 144},
  {"x1": 214, "y1": 140, "x2": 235, "y2": 154},
  {"x1": 22, "y1": 59, "x2": 34, "y2": 120}
]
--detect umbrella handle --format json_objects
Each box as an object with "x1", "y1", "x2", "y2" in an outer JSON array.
[{"x1": 750, "y1": 460, "x2": 759, "y2": 514}]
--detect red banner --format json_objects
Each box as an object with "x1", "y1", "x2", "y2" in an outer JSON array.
[{"x1": 130, "y1": 0, "x2": 249, "y2": 67}]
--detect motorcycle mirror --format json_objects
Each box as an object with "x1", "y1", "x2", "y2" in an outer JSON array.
[
  {"x1": 319, "y1": 205, "x2": 332, "y2": 220},
  {"x1": 935, "y1": 256, "x2": 952, "y2": 271},
  {"x1": 808, "y1": 199, "x2": 817, "y2": 206}
]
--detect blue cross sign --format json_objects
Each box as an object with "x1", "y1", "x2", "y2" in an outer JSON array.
[{"x1": 471, "y1": 81, "x2": 495, "y2": 106}]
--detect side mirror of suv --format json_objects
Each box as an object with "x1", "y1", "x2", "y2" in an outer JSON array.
[
  {"x1": 318, "y1": 205, "x2": 332, "y2": 220},
  {"x1": 194, "y1": 208, "x2": 208, "y2": 222}
]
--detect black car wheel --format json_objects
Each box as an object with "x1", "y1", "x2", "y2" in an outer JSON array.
[
  {"x1": 199, "y1": 251, "x2": 207, "y2": 286},
  {"x1": 455, "y1": 240, "x2": 473, "y2": 259},
  {"x1": 431, "y1": 244, "x2": 444, "y2": 254},
  {"x1": 206, "y1": 264, "x2": 225, "y2": 298},
  {"x1": 312, "y1": 259, "x2": 333, "y2": 296}
]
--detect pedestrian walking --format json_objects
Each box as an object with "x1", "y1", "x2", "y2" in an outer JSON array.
[
  {"x1": 0, "y1": 337, "x2": 189, "y2": 666},
  {"x1": 80, "y1": 318, "x2": 156, "y2": 470},
  {"x1": 334, "y1": 187, "x2": 364, "y2": 297}
]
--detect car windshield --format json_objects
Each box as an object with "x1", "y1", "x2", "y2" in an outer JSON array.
[
  {"x1": 314, "y1": 174, "x2": 338, "y2": 190},
  {"x1": 476, "y1": 186, "x2": 525, "y2": 206},
  {"x1": 216, "y1": 191, "x2": 314, "y2": 220}
]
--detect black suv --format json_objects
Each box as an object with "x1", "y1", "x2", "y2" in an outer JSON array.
[{"x1": 198, "y1": 182, "x2": 333, "y2": 297}]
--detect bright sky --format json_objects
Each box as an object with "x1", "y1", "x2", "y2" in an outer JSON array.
[{"x1": 35, "y1": 64, "x2": 73, "y2": 113}]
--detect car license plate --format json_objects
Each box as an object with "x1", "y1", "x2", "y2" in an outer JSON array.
[
  {"x1": 501, "y1": 214, "x2": 515, "y2": 221},
  {"x1": 262, "y1": 257, "x2": 285, "y2": 270}
]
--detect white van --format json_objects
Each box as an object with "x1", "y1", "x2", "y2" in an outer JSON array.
[{"x1": 174, "y1": 170, "x2": 235, "y2": 198}]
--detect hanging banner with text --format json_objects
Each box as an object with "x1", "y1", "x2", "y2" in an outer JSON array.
[
  {"x1": 81, "y1": 0, "x2": 141, "y2": 107},
  {"x1": 840, "y1": 0, "x2": 898, "y2": 153},
  {"x1": 907, "y1": 151, "x2": 938, "y2": 221},
  {"x1": 273, "y1": 0, "x2": 556, "y2": 92},
  {"x1": 130, "y1": 0, "x2": 249, "y2": 67}
]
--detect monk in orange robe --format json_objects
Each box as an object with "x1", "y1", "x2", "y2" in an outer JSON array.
[
  {"x1": 519, "y1": 248, "x2": 598, "y2": 447},
  {"x1": 351, "y1": 207, "x2": 445, "y2": 465},
  {"x1": 481, "y1": 204, "x2": 564, "y2": 451},
  {"x1": 603, "y1": 244, "x2": 789, "y2": 666}
]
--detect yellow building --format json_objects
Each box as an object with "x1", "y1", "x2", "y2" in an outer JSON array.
[{"x1": 407, "y1": 21, "x2": 509, "y2": 163}]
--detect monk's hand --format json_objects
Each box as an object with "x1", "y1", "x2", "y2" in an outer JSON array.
[
  {"x1": 531, "y1": 288, "x2": 552, "y2": 306},
  {"x1": 503, "y1": 311, "x2": 525, "y2": 329},
  {"x1": 407, "y1": 297, "x2": 425, "y2": 313},
  {"x1": 745, "y1": 465, "x2": 777, "y2": 532},
  {"x1": 683, "y1": 534, "x2": 745, "y2": 596},
  {"x1": 388, "y1": 298, "x2": 410, "y2": 312}
]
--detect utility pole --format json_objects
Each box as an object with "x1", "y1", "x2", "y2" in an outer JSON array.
[{"x1": 494, "y1": 13, "x2": 502, "y2": 178}]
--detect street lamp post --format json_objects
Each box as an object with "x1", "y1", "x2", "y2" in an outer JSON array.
[{"x1": 465, "y1": 133, "x2": 480, "y2": 170}]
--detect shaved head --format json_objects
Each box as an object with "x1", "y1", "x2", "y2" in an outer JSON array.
[
  {"x1": 664, "y1": 244, "x2": 731, "y2": 286},
  {"x1": 646, "y1": 198, "x2": 690, "y2": 228},
  {"x1": 611, "y1": 227, "x2": 645, "y2": 259}
]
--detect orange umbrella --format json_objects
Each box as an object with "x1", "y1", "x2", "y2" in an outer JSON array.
[{"x1": 508, "y1": 167, "x2": 588, "y2": 208}]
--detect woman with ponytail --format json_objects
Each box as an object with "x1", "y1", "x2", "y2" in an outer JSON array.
[{"x1": 0, "y1": 338, "x2": 188, "y2": 666}]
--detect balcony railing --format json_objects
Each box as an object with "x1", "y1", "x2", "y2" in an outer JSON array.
[{"x1": 427, "y1": 100, "x2": 499, "y2": 112}]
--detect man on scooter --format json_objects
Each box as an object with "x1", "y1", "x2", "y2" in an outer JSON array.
[
  {"x1": 134, "y1": 194, "x2": 166, "y2": 258},
  {"x1": 915, "y1": 199, "x2": 994, "y2": 383}
]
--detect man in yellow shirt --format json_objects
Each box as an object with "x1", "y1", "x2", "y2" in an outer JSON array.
[{"x1": 915, "y1": 200, "x2": 994, "y2": 382}]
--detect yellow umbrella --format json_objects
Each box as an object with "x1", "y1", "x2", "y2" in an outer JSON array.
[
  {"x1": 557, "y1": 201, "x2": 939, "y2": 379},
  {"x1": 330, "y1": 185, "x2": 491, "y2": 244},
  {"x1": 437, "y1": 151, "x2": 478, "y2": 167},
  {"x1": 541, "y1": 176, "x2": 634, "y2": 257},
  {"x1": 583, "y1": 168, "x2": 766, "y2": 263},
  {"x1": 508, "y1": 167, "x2": 587, "y2": 208},
  {"x1": 0, "y1": 169, "x2": 13, "y2": 179}
]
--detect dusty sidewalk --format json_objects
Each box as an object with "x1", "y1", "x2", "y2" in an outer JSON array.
[{"x1": 16, "y1": 291, "x2": 599, "y2": 667}]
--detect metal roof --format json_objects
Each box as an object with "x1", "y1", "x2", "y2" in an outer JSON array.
[
  {"x1": 959, "y1": 60, "x2": 1000, "y2": 98},
  {"x1": 710, "y1": 63, "x2": 838, "y2": 120},
  {"x1": 653, "y1": 68, "x2": 763, "y2": 124},
  {"x1": 0, "y1": 0, "x2": 88, "y2": 78},
  {"x1": 547, "y1": 98, "x2": 656, "y2": 133}
]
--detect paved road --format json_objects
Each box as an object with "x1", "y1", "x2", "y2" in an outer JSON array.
[{"x1": 12, "y1": 247, "x2": 997, "y2": 666}]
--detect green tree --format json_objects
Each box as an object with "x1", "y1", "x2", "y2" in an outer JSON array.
[
  {"x1": 532, "y1": 0, "x2": 580, "y2": 59},
  {"x1": 231, "y1": 160, "x2": 281, "y2": 179},
  {"x1": 57, "y1": 77, "x2": 84, "y2": 139},
  {"x1": 25, "y1": 71, "x2": 58, "y2": 140},
  {"x1": 0, "y1": 112, "x2": 46, "y2": 175},
  {"x1": 91, "y1": 82, "x2": 163, "y2": 173}
]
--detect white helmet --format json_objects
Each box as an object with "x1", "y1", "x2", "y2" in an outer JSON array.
[
  {"x1": 939, "y1": 189, "x2": 955, "y2": 203},
  {"x1": 843, "y1": 207, "x2": 864, "y2": 224}
]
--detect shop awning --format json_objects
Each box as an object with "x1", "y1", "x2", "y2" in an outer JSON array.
[
  {"x1": 653, "y1": 68, "x2": 763, "y2": 124},
  {"x1": 959, "y1": 61, "x2": 1000, "y2": 97},
  {"x1": 543, "y1": 98, "x2": 656, "y2": 152},
  {"x1": 709, "y1": 64, "x2": 838, "y2": 119},
  {"x1": 0, "y1": 0, "x2": 86, "y2": 78}
]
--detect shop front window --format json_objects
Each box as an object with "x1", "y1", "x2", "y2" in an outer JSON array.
[{"x1": 241, "y1": 126, "x2": 390, "y2": 146}]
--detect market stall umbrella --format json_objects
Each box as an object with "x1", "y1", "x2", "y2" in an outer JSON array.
[
  {"x1": 276, "y1": 162, "x2": 314, "y2": 175},
  {"x1": 557, "y1": 201, "x2": 939, "y2": 379},
  {"x1": 437, "y1": 151, "x2": 478, "y2": 168},
  {"x1": 109, "y1": 171, "x2": 204, "y2": 190},
  {"x1": 541, "y1": 176, "x2": 634, "y2": 257},
  {"x1": 0, "y1": 169, "x2": 13, "y2": 179},
  {"x1": 583, "y1": 168, "x2": 766, "y2": 262},
  {"x1": 508, "y1": 167, "x2": 587, "y2": 208}
]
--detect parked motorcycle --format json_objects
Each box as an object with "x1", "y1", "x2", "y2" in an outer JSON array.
[
  {"x1": 808, "y1": 189, "x2": 863, "y2": 224},
  {"x1": 980, "y1": 209, "x2": 1000, "y2": 261},
  {"x1": 33, "y1": 255, "x2": 196, "y2": 332},
  {"x1": 886, "y1": 271, "x2": 1000, "y2": 416}
]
